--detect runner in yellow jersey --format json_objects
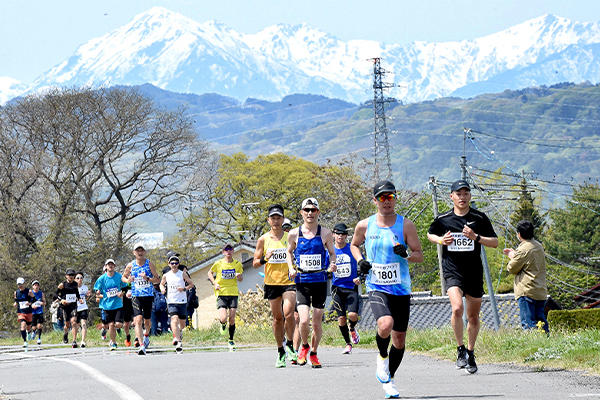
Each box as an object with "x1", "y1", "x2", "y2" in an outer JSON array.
[{"x1": 253, "y1": 204, "x2": 298, "y2": 367}]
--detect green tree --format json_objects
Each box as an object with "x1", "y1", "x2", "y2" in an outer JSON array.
[{"x1": 509, "y1": 177, "x2": 546, "y2": 235}]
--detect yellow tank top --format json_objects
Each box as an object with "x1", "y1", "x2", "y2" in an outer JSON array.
[{"x1": 263, "y1": 231, "x2": 294, "y2": 286}]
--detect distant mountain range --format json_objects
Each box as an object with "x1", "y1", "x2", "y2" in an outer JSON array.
[{"x1": 2, "y1": 7, "x2": 600, "y2": 104}]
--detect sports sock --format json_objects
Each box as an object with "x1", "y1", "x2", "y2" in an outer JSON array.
[
  {"x1": 229, "y1": 324, "x2": 235, "y2": 340},
  {"x1": 278, "y1": 346, "x2": 285, "y2": 355},
  {"x1": 38, "y1": 328, "x2": 42, "y2": 339},
  {"x1": 389, "y1": 345, "x2": 405, "y2": 378},
  {"x1": 21, "y1": 330, "x2": 27, "y2": 341},
  {"x1": 349, "y1": 319, "x2": 357, "y2": 330},
  {"x1": 339, "y1": 324, "x2": 351, "y2": 345},
  {"x1": 376, "y1": 332, "x2": 390, "y2": 358},
  {"x1": 309, "y1": 351, "x2": 317, "y2": 356}
]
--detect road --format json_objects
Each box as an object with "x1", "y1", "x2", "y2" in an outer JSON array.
[{"x1": 1, "y1": 343, "x2": 599, "y2": 399}]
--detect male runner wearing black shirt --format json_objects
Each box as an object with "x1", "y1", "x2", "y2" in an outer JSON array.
[{"x1": 56, "y1": 268, "x2": 82, "y2": 348}]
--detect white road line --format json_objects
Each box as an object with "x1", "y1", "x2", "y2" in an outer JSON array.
[{"x1": 48, "y1": 357, "x2": 144, "y2": 400}]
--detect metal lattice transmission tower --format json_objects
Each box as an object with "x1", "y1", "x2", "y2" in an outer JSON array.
[{"x1": 369, "y1": 57, "x2": 396, "y2": 181}]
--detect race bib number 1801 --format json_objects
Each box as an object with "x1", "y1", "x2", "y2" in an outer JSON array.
[{"x1": 370, "y1": 263, "x2": 400, "y2": 285}]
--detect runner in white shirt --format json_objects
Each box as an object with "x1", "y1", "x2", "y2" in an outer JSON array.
[{"x1": 75, "y1": 271, "x2": 92, "y2": 348}]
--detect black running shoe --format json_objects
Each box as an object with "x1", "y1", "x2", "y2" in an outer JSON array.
[
  {"x1": 456, "y1": 345, "x2": 467, "y2": 369},
  {"x1": 72, "y1": 341, "x2": 78, "y2": 349},
  {"x1": 466, "y1": 350, "x2": 478, "y2": 374},
  {"x1": 63, "y1": 333, "x2": 69, "y2": 344}
]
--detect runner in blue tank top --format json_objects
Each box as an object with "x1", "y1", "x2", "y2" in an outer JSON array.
[
  {"x1": 287, "y1": 197, "x2": 337, "y2": 368},
  {"x1": 14, "y1": 277, "x2": 37, "y2": 348},
  {"x1": 30, "y1": 280, "x2": 47, "y2": 345},
  {"x1": 123, "y1": 242, "x2": 160, "y2": 355},
  {"x1": 351, "y1": 181, "x2": 423, "y2": 399}
]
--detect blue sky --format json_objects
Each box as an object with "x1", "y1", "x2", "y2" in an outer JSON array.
[{"x1": 2, "y1": 0, "x2": 600, "y2": 83}]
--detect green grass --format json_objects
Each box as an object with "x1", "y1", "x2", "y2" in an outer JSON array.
[{"x1": 3, "y1": 323, "x2": 599, "y2": 375}]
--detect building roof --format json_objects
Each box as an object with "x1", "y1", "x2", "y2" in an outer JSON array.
[
  {"x1": 187, "y1": 240, "x2": 257, "y2": 275},
  {"x1": 574, "y1": 282, "x2": 600, "y2": 303}
]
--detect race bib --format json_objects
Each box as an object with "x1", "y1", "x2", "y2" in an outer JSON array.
[
  {"x1": 168, "y1": 283, "x2": 182, "y2": 292},
  {"x1": 135, "y1": 277, "x2": 151, "y2": 288},
  {"x1": 299, "y1": 254, "x2": 322, "y2": 271},
  {"x1": 65, "y1": 294, "x2": 77, "y2": 303},
  {"x1": 34, "y1": 301, "x2": 43, "y2": 308},
  {"x1": 448, "y1": 233, "x2": 474, "y2": 252},
  {"x1": 19, "y1": 301, "x2": 29, "y2": 309},
  {"x1": 371, "y1": 263, "x2": 400, "y2": 285},
  {"x1": 334, "y1": 253, "x2": 352, "y2": 278},
  {"x1": 221, "y1": 269, "x2": 236, "y2": 280},
  {"x1": 267, "y1": 248, "x2": 287, "y2": 264},
  {"x1": 106, "y1": 287, "x2": 119, "y2": 298}
]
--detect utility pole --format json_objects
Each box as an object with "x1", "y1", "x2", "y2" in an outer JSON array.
[
  {"x1": 369, "y1": 58, "x2": 396, "y2": 181},
  {"x1": 429, "y1": 176, "x2": 446, "y2": 294}
]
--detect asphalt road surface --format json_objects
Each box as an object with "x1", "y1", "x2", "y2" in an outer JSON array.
[{"x1": 1, "y1": 343, "x2": 599, "y2": 399}]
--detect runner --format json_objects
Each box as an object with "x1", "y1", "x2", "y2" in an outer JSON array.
[
  {"x1": 282, "y1": 217, "x2": 301, "y2": 358},
  {"x1": 208, "y1": 243, "x2": 243, "y2": 351},
  {"x1": 75, "y1": 271, "x2": 92, "y2": 348},
  {"x1": 287, "y1": 197, "x2": 337, "y2": 368},
  {"x1": 30, "y1": 280, "x2": 46, "y2": 345},
  {"x1": 427, "y1": 179, "x2": 498, "y2": 374},
  {"x1": 121, "y1": 282, "x2": 134, "y2": 347},
  {"x1": 351, "y1": 180, "x2": 423, "y2": 398},
  {"x1": 56, "y1": 268, "x2": 82, "y2": 348},
  {"x1": 160, "y1": 255, "x2": 195, "y2": 353},
  {"x1": 328, "y1": 223, "x2": 361, "y2": 354},
  {"x1": 94, "y1": 259, "x2": 128, "y2": 351},
  {"x1": 13, "y1": 277, "x2": 37, "y2": 348},
  {"x1": 253, "y1": 204, "x2": 298, "y2": 367},
  {"x1": 123, "y1": 242, "x2": 160, "y2": 355}
]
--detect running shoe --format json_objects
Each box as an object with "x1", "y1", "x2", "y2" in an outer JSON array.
[
  {"x1": 466, "y1": 350, "x2": 478, "y2": 374},
  {"x1": 134, "y1": 337, "x2": 140, "y2": 347},
  {"x1": 383, "y1": 379, "x2": 400, "y2": 398},
  {"x1": 275, "y1": 352, "x2": 286, "y2": 368},
  {"x1": 173, "y1": 337, "x2": 179, "y2": 346},
  {"x1": 109, "y1": 340, "x2": 114, "y2": 348},
  {"x1": 143, "y1": 334, "x2": 150, "y2": 348},
  {"x1": 376, "y1": 355, "x2": 391, "y2": 383},
  {"x1": 138, "y1": 345, "x2": 146, "y2": 355},
  {"x1": 124, "y1": 338, "x2": 131, "y2": 347},
  {"x1": 28, "y1": 331, "x2": 34, "y2": 341},
  {"x1": 297, "y1": 345, "x2": 310, "y2": 366},
  {"x1": 228, "y1": 340, "x2": 236, "y2": 351},
  {"x1": 81, "y1": 342, "x2": 86, "y2": 348},
  {"x1": 72, "y1": 341, "x2": 78, "y2": 348},
  {"x1": 63, "y1": 333, "x2": 69, "y2": 344},
  {"x1": 285, "y1": 346, "x2": 298, "y2": 363},
  {"x1": 23, "y1": 341, "x2": 28, "y2": 348},
  {"x1": 309, "y1": 353, "x2": 322, "y2": 369},
  {"x1": 37, "y1": 338, "x2": 41, "y2": 345},
  {"x1": 350, "y1": 328, "x2": 360, "y2": 345},
  {"x1": 101, "y1": 328, "x2": 107, "y2": 340},
  {"x1": 456, "y1": 345, "x2": 468, "y2": 369},
  {"x1": 342, "y1": 344, "x2": 353, "y2": 354},
  {"x1": 220, "y1": 324, "x2": 227, "y2": 336},
  {"x1": 110, "y1": 342, "x2": 118, "y2": 351},
  {"x1": 176, "y1": 342, "x2": 183, "y2": 353}
]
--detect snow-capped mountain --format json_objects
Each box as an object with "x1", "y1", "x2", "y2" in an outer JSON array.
[
  {"x1": 0, "y1": 77, "x2": 26, "y2": 104},
  {"x1": 7, "y1": 7, "x2": 600, "y2": 104}
]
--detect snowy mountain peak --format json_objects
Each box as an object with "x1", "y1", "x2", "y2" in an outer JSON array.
[{"x1": 5, "y1": 9, "x2": 600, "y2": 105}]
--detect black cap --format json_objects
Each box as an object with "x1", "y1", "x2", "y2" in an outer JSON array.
[
  {"x1": 268, "y1": 204, "x2": 284, "y2": 217},
  {"x1": 166, "y1": 250, "x2": 180, "y2": 259},
  {"x1": 333, "y1": 223, "x2": 349, "y2": 234},
  {"x1": 450, "y1": 180, "x2": 471, "y2": 192},
  {"x1": 162, "y1": 266, "x2": 171, "y2": 275},
  {"x1": 222, "y1": 243, "x2": 234, "y2": 251},
  {"x1": 373, "y1": 180, "x2": 396, "y2": 197},
  {"x1": 65, "y1": 268, "x2": 76, "y2": 276}
]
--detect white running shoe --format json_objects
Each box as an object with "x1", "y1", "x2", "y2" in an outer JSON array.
[
  {"x1": 143, "y1": 335, "x2": 150, "y2": 348},
  {"x1": 383, "y1": 379, "x2": 400, "y2": 398},
  {"x1": 376, "y1": 355, "x2": 391, "y2": 383}
]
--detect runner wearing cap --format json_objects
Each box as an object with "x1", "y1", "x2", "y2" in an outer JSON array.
[
  {"x1": 287, "y1": 197, "x2": 337, "y2": 368},
  {"x1": 13, "y1": 278, "x2": 37, "y2": 348},
  {"x1": 30, "y1": 280, "x2": 46, "y2": 345},
  {"x1": 123, "y1": 242, "x2": 160, "y2": 355},
  {"x1": 328, "y1": 223, "x2": 361, "y2": 354},
  {"x1": 351, "y1": 180, "x2": 423, "y2": 398},
  {"x1": 56, "y1": 268, "x2": 82, "y2": 348},
  {"x1": 94, "y1": 259, "x2": 128, "y2": 351},
  {"x1": 160, "y1": 255, "x2": 195, "y2": 353},
  {"x1": 427, "y1": 179, "x2": 498, "y2": 374},
  {"x1": 208, "y1": 244, "x2": 243, "y2": 350},
  {"x1": 75, "y1": 271, "x2": 92, "y2": 348},
  {"x1": 281, "y1": 217, "x2": 301, "y2": 356},
  {"x1": 253, "y1": 204, "x2": 298, "y2": 367}
]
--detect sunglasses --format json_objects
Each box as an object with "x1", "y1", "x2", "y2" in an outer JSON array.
[
  {"x1": 169, "y1": 261, "x2": 179, "y2": 265},
  {"x1": 223, "y1": 248, "x2": 233, "y2": 251},
  {"x1": 376, "y1": 193, "x2": 396, "y2": 202},
  {"x1": 303, "y1": 208, "x2": 319, "y2": 213},
  {"x1": 75, "y1": 277, "x2": 83, "y2": 280},
  {"x1": 334, "y1": 231, "x2": 348, "y2": 235}
]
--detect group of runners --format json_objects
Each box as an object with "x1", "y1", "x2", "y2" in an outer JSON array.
[{"x1": 14, "y1": 178, "x2": 497, "y2": 399}]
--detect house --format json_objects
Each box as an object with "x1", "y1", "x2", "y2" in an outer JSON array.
[
  {"x1": 574, "y1": 283, "x2": 600, "y2": 309},
  {"x1": 186, "y1": 240, "x2": 261, "y2": 328}
]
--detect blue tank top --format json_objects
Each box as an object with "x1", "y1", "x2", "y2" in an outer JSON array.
[
  {"x1": 294, "y1": 225, "x2": 327, "y2": 283},
  {"x1": 32, "y1": 290, "x2": 44, "y2": 315},
  {"x1": 328, "y1": 243, "x2": 359, "y2": 290},
  {"x1": 131, "y1": 258, "x2": 154, "y2": 297},
  {"x1": 364, "y1": 214, "x2": 411, "y2": 295},
  {"x1": 15, "y1": 289, "x2": 33, "y2": 313}
]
